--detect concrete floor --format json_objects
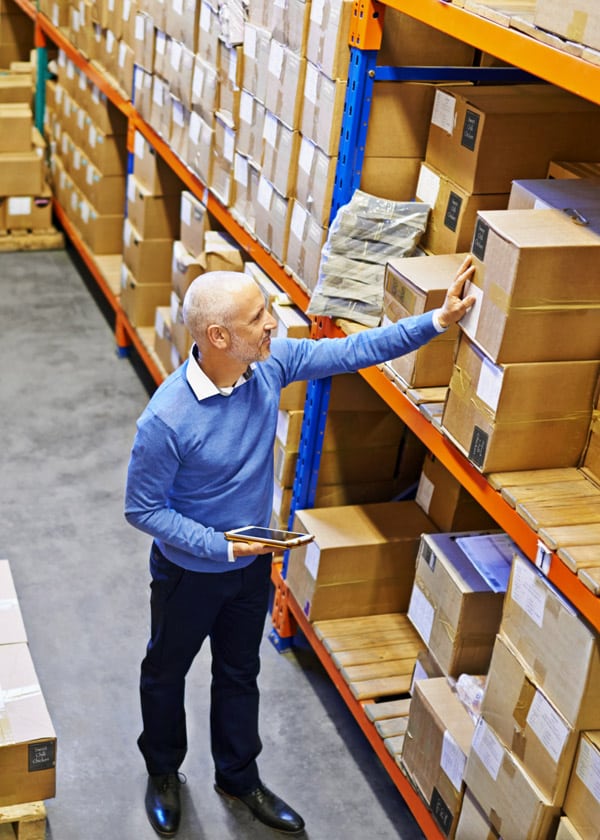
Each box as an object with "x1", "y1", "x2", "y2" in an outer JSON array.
[{"x1": 0, "y1": 248, "x2": 424, "y2": 840}]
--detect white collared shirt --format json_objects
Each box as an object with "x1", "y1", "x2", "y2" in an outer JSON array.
[{"x1": 186, "y1": 344, "x2": 255, "y2": 401}]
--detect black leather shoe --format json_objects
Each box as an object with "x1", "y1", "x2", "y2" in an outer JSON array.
[
  {"x1": 215, "y1": 781, "x2": 305, "y2": 835},
  {"x1": 145, "y1": 773, "x2": 183, "y2": 837}
]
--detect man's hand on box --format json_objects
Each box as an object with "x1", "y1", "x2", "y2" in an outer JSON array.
[{"x1": 437, "y1": 255, "x2": 477, "y2": 329}]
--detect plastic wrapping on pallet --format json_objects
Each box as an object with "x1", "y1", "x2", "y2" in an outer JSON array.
[{"x1": 307, "y1": 189, "x2": 429, "y2": 327}]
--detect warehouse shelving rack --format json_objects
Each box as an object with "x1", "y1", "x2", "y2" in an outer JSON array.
[{"x1": 11, "y1": 0, "x2": 600, "y2": 834}]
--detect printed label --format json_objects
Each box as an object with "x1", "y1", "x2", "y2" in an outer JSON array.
[
  {"x1": 257, "y1": 177, "x2": 271, "y2": 210},
  {"x1": 244, "y1": 25, "x2": 256, "y2": 59},
  {"x1": 431, "y1": 788, "x2": 453, "y2": 836},
  {"x1": 240, "y1": 90, "x2": 253, "y2": 124},
  {"x1": 29, "y1": 741, "x2": 55, "y2": 773},
  {"x1": 299, "y1": 138, "x2": 315, "y2": 174},
  {"x1": 472, "y1": 719, "x2": 503, "y2": 781},
  {"x1": 444, "y1": 192, "x2": 462, "y2": 232},
  {"x1": 415, "y1": 473, "x2": 434, "y2": 514},
  {"x1": 468, "y1": 426, "x2": 488, "y2": 470},
  {"x1": 407, "y1": 585, "x2": 434, "y2": 645},
  {"x1": 527, "y1": 690, "x2": 569, "y2": 764},
  {"x1": 458, "y1": 281, "x2": 483, "y2": 339},
  {"x1": 576, "y1": 737, "x2": 600, "y2": 801},
  {"x1": 291, "y1": 203, "x2": 307, "y2": 240},
  {"x1": 189, "y1": 112, "x2": 201, "y2": 144},
  {"x1": 476, "y1": 356, "x2": 504, "y2": 413},
  {"x1": 304, "y1": 541, "x2": 320, "y2": 580},
  {"x1": 263, "y1": 112, "x2": 278, "y2": 147},
  {"x1": 511, "y1": 559, "x2": 546, "y2": 628},
  {"x1": 415, "y1": 164, "x2": 440, "y2": 207},
  {"x1": 441, "y1": 731, "x2": 466, "y2": 793},
  {"x1": 461, "y1": 109, "x2": 480, "y2": 151},
  {"x1": 269, "y1": 41, "x2": 284, "y2": 77},
  {"x1": 431, "y1": 91, "x2": 456, "y2": 134},
  {"x1": 471, "y1": 218, "x2": 489, "y2": 261},
  {"x1": 305, "y1": 62, "x2": 319, "y2": 105},
  {"x1": 8, "y1": 197, "x2": 32, "y2": 216}
]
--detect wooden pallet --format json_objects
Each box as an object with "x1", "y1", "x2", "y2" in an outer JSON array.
[
  {"x1": 0, "y1": 802, "x2": 46, "y2": 840},
  {"x1": 0, "y1": 228, "x2": 64, "y2": 253},
  {"x1": 313, "y1": 613, "x2": 424, "y2": 702}
]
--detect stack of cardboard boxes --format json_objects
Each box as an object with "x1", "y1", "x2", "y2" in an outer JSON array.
[
  {"x1": 0, "y1": 560, "x2": 56, "y2": 808},
  {"x1": 0, "y1": 0, "x2": 33, "y2": 67}
]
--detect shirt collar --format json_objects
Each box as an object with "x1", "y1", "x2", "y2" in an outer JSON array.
[{"x1": 186, "y1": 344, "x2": 254, "y2": 401}]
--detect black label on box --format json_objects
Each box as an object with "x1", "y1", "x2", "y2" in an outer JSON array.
[
  {"x1": 431, "y1": 787, "x2": 453, "y2": 836},
  {"x1": 471, "y1": 218, "x2": 489, "y2": 261},
  {"x1": 28, "y1": 741, "x2": 56, "y2": 773},
  {"x1": 421, "y1": 542, "x2": 436, "y2": 571},
  {"x1": 444, "y1": 192, "x2": 462, "y2": 232},
  {"x1": 461, "y1": 109, "x2": 480, "y2": 151},
  {"x1": 469, "y1": 426, "x2": 489, "y2": 470}
]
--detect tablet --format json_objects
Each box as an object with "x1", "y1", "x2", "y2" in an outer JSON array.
[{"x1": 224, "y1": 526, "x2": 314, "y2": 548}]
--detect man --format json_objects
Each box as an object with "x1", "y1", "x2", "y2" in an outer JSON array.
[{"x1": 124, "y1": 257, "x2": 475, "y2": 837}]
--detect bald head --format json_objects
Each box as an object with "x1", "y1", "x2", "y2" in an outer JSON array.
[{"x1": 183, "y1": 271, "x2": 261, "y2": 346}]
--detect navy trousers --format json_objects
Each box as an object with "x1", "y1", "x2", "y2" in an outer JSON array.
[{"x1": 138, "y1": 541, "x2": 273, "y2": 796}]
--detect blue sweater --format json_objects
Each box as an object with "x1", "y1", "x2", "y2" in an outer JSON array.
[{"x1": 124, "y1": 312, "x2": 438, "y2": 572}]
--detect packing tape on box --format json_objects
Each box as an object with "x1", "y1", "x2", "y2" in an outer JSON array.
[{"x1": 0, "y1": 682, "x2": 43, "y2": 742}]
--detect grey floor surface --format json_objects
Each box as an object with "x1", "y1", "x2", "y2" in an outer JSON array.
[{"x1": 0, "y1": 248, "x2": 425, "y2": 840}]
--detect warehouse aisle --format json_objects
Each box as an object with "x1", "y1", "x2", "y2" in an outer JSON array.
[{"x1": 0, "y1": 249, "x2": 424, "y2": 840}]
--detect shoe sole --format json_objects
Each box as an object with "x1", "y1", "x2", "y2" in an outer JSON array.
[{"x1": 214, "y1": 785, "x2": 305, "y2": 836}]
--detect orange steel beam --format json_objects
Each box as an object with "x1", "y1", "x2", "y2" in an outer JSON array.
[
  {"x1": 270, "y1": 565, "x2": 445, "y2": 840},
  {"x1": 377, "y1": 0, "x2": 600, "y2": 105},
  {"x1": 349, "y1": 0, "x2": 386, "y2": 50}
]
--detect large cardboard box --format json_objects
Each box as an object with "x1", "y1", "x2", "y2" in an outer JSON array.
[
  {"x1": 132, "y1": 130, "x2": 182, "y2": 196},
  {"x1": 416, "y1": 161, "x2": 509, "y2": 254},
  {"x1": 0, "y1": 102, "x2": 31, "y2": 152},
  {"x1": 203, "y1": 230, "x2": 244, "y2": 273},
  {"x1": 286, "y1": 501, "x2": 438, "y2": 621},
  {"x1": 401, "y1": 677, "x2": 475, "y2": 838},
  {"x1": 276, "y1": 406, "x2": 404, "y2": 454},
  {"x1": 284, "y1": 200, "x2": 328, "y2": 291},
  {"x1": 237, "y1": 91, "x2": 265, "y2": 167},
  {"x1": 306, "y1": 0, "x2": 352, "y2": 81},
  {"x1": 0, "y1": 74, "x2": 31, "y2": 104},
  {"x1": 122, "y1": 219, "x2": 174, "y2": 284},
  {"x1": 415, "y1": 452, "x2": 497, "y2": 533},
  {"x1": 0, "y1": 560, "x2": 27, "y2": 645},
  {"x1": 464, "y1": 717, "x2": 561, "y2": 839},
  {"x1": 482, "y1": 633, "x2": 580, "y2": 805},
  {"x1": 454, "y1": 788, "x2": 500, "y2": 840},
  {"x1": 426, "y1": 84, "x2": 600, "y2": 194},
  {"x1": 463, "y1": 208, "x2": 600, "y2": 363},
  {"x1": 408, "y1": 531, "x2": 513, "y2": 677},
  {"x1": 264, "y1": 42, "x2": 305, "y2": 131},
  {"x1": 261, "y1": 113, "x2": 300, "y2": 197},
  {"x1": 179, "y1": 191, "x2": 210, "y2": 260},
  {"x1": 254, "y1": 176, "x2": 291, "y2": 264},
  {"x1": 82, "y1": 162, "x2": 126, "y2": 216},
  {"x1": 171, "y1": 240, "x2": 204, "y2": 301},
  {"x1": 120, "y1": 264, "x2": 171, "y2": 326},
  {"x1": 382, "y1": 253, "x2": 461, "y2": 388},
  {"x1": 556, "y1": 816, "x2": 587, "y2": 840},
  {"x1": 0, "y1": 643, "x2": 56, "y2": 806},
  {"x1": 500, "y1": 554, "x2": 600, "y2": 730},
  {"x1": 4, "y1": 189, "x2": 53, "y2": 232},
  {"x1": 563, "y1": 731, "x2": 600, "y2": 840},
  {"x1": 294, "y1": 137, "x2": 337, "y2": 228},
  {"x1": 534, "y1": 0, "x2": 600, "y2": 52},
  {"x1": 582, "y1": 390, "x2": 600, "y2": 486},
  {"x1": 441, "y1": 335, "x2": 600, "y2": 473},
  {"x1": 241, "y1": 21, "x2": 270, "y2": 103},
  {"x1": 509, "y1": 177, "x2": 600, "y2": 230},
  {"x1": 79, "y1": 201, "x2": 125, "y2": 255},
  {"x1": 127, "y1": 175, "x2": 180, "y2": 240},
  {"x1": 0, "y1": 149, "x2": 43, "y2": 196}
]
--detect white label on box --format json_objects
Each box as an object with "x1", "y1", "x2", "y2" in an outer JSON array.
[
  {"x1": 299, "y1": 137, "x2": 315, "y2": 175},
  {"x1": 311, "y1": 0, "x2": 324, "y2": 25},
  {"x1": 263, "y1": 112, "x2": 278, "y2": 147},
  {"x1": 407, "y1": 585, "x2": 434, "y2": 645},
  {"x1": 173, "y1": 101, "x2": 185, "y2": 127},
  {"x1": 8, "y1": 197, "x2": 31, "y2": 216},
  {"x1": 276, "y1": 410, "x2": 290, "y2": 445},
  {"x1": 458, "y1": 281, "x2": 483, "y2": 338},
  {"x1": 431, "y1": 90, "x2": 456, "y2": 135},
  {"x1": 135, "y1": 14, "x2": 145, "y2": 40},
  {"x1": 189, "y1": 111, "x2": 201, "y2": 144},
  {"x1": 123, "y1": 0, "x2": 131, "y2": 20},
  {"x1": 77, "y1": 109, "x2": 85, "y2": 131},
  {"x1": 170, "y1": 41, "x2": 183, "y2": 71},
  {"x1": 192, "y1": 63, "x2": 204, "y2": 98},
  {"x1": 441, "y1": 730, "x2": 467, "y2": 793},
  {"x1": 153, "y1": 82, "x2": 164, "y2": 106},
  {"x1": 91, "y1": 84, "x2": 100, "y2": 104},
  {"x1": 124, "y1": 219, "x2": 132, "y2": 247},
  {"x1": 86, "y1": 163, "x2": 94, "y2": 185},
  {"x1": 223, "y1": 127, "x2": 235, "y2": 163},
  {"x1": 73, "y1": 148, "x2": 81, "y2": 171},
  {"x1": 415, "y1": 473, "x2": 434, "y2": 514},
  {"x1": 52, "y1": 5, "x2": 59, "y2": 25},
  {"x1": 272, "y1": 480, "x2": 283, "y2": 516},
  {"x1": 80, "y1": 200, "x2": 90, "y2": 224},
  {"x1": 305, "y1": 62, "x2": 319, "y2": 105},
  {"x1": 527, "y1": 690, "x2": 569, "y2": 764},
  {"x1": 71, "y1": 192, "x2": 78, "y2": 213},
  {"x1": 89, "y1": 125, "x2": 97, "y2": 147},
  {"x1": 415, "y1": 164, "x2": 440, "y2": 206},
  {"x1": 127, "y1": 177, "x2": 136, "y2": 203},
  {"x1": 228, "y1": 50, "x2": 238, "y2": 85},
  {"x1": 78, "y1": 72, "x2": 86, "y2": 92},
  {"x1": 244, "y1": 25, "x2": 256, "y2": 59},
  {"x1": 234, "y1": 154, "x2": 248, "y2": 187},
  {"x1": 576, "y1": 737, "x2": 600, "y2": 800},
  {"x1": 476, "y1": 356, "x2": 504, "y2": 413},
  {"x1": 511, "y1": 560, "x2": 546, "y2": 628},
  {"x1": 304, "y1": 540, "x2": 320, "y2": 580},
  {"x1": 119, "y1": 42, "x2": 127, "y2": 68},
  {"x1": 257, "y1": 177, "x2": 272, "y2": 210},
  {"x1": 106, "y1": 28, "x2": 114, "y2": 51},
  {"x1": 269, "y1": 41, "x2": 284, "y2": 77},
  {"x1": 156, "y1": 30, "x2": 166, "y2": 54},
  {"x1": 174, "y1": 0, "x2": 183, "y2": 14},
  {"x1": 134, "y1": 131, "x2": 145, "y2": 159},
  {"x1": 472, "y1": 719, "x2": 503, "y2": 781},
  {"x1": 200, "y1": 1, "x2": 211, "y2": 32},
  {"x1": 135, "y1": 68, "x2": 143, "y2": 91},
  {"x1": 291, "y1": 203, "x2": 307, "y2": 240},
  {"x1": 411, "y1": 659, "x2": 428, "y2": 691},
  {"x1": 107, "y1": 0, "x2": 115, "y2": 10},
  {"x1": 67, "y1": 59, "x2": 74, "y2": 79},
  {"x1": 240, "y1": 90, "x2": 253, "y2": 124},
  {"x1": 181, "y1": 195, "x2": 192, "y2": 226}
]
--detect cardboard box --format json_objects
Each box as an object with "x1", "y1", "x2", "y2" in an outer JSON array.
[
  {"x1": 0, "y1": 643, "x2": 56, "y2": 807},
  {"x1": 126, "y1": 175, "x2": 181, "y2": 240},
  {"x1": 170, "y1": 290, "x2": 193, "y2": 359},
  {"x1": 170, "y1": 240, "x2": 204, "y2": 301},
  {"x1": 254, "y1": 176, "x2": 291, "y2": 264},
  {"x1": 294, "y1": 137, "x2": 336, "y2": 228},
  {"x1": 120, "y1": 264, "x2": 171, "y2": 326},
  {"x1": 216, "y1": 43, "x2": 241, "y2": 125},
  {"x1": 360, "y1": 156, "x2": 423, "y2": 203},
  {"x1": 0, "y1": 149, "x2": 44, "y2": 197},
  {"x1": 454, "y1": 788, "x2": 500, "y2": 840},
  {"x1": 501, "y1": 554, "x2": 600, "y2": 730},
  {"x1": 485, "y1": 632, "x2": 581, "y2": 805},
  {"x1": 426, "y1": 84, "x2": 600, "y2": 194},
  {"x1": 0, "y1": 560, "x2": 27, "y2": 645},
  {"x1": 272, "y1": 300, "x2": 311, "y2": 339},
  {"x1": 210, "y1": 110, "x2": 235, "y2": 207},
  {"x1": 122, "y1": 218, "x2": 174, "y2": 284},
  {"x1": 196, "y1": 0, "x2": 220, "y2": 68},
  {"x1": 415, "y1": 452, "x2": 497, "y2": 533},
  {"x1": 276, "y1": 406, "x2": 404, "y2": 454},
  {"x1": 382, "y1": 253, "x2": 462, "y2": 388},
  {"x1": 79, "y1": 201, "x2": 124, "y2": 255},
  {"x1": 262, "y1": 112, "x2": 300, "y2": 198},
  {"x1": 0, "y1": 102, "x2": 31, "y2": 152},
  {"x1": 378, "y1": 7, "x2": 476, "y2": 66},
  {"x1": 237, "y1": 91, "x2": 265, "y2": 166},
  {"x1": 556, "y1": 816, "x2": 586, "y2": 840},
  {"x1": 274, "y1": 438, "x2": 404, "y2": 488},
  {"x1": 82, "y1": 162, "x2": 126, "y2": 216},
  {"x1": 4, "y1": 189, "x2": 52, "y2": 231},
  {"x1": 187, "y1": 111, "x2": 214, "y2": 187},
  {"x1": 509, "y1": 177, "x2": 600, "y2": 228},
  {"x1": 269, "y1": 0, "x2": 310, "y2": 55},
  {"x1": 535, "y1": 0, "x2": 600, "y2": 52},
  {"x1": 264, "y1": 42, "x2": 305, "y2": 130},
  {"x1": 0, "y1": 74, "x2": 31, "y2": 104},
  {"x1": 441, "y1": 335, "x2": 600, "y2": 473},
  {"x1": 203, "y1": 230, "x2": 244, "y2": 273},
  {"x1": 232, "y1": 153, "x2": 260, "y2": 232},
  {"x1": 179, "y1": 191, "x2": 210, "y2": 260},
  {"x1": 306, "y1": 0, "x2": 352, "y2": 80},
  {"x1": 165, "y1": 0, "x2": 199, "y2": 52},
  {"x1": 132, "y1": 130, "x2": 182, "y2": 196},
  {"x1": 416, "y1": 162, "x2": 509, "y2": 254},
  {"x1": 563, "y1": 731, "x2": 600, "y2": 840},
  {"x1": 286, "y1": 501, "x2": 438, "y2": 621},
  {"x1": 241, "y1": 21, "x2": 271, "y2": 103},
  {"x1": 278, "y1": 371, "x2": 390, "y2": 413},
  {"x1": 548, "y1": 160, "x2": 600, "y2": 180},
  {"x1": 408, "y1": 531, "x2": 513, "y2": 677},
  {"x1": 464, "y1": 717, "x2": 561, "y2": 839},
  {"x1": 191, "y1": 54, "x2": 218, "y2": 123},
  {"x1": 401, "y1": 677, "x2": 475, "y2": 838},
  {"x1": 284, "y1": 200, "x2": 327, "y2": 291},
  {"x1": 463, "y1": 208, "x2": 600, "y2": 363}
]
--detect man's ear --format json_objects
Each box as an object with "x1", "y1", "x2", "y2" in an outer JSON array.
[{"x1": 206, "y1": 324, "x2": 229, "y2": 349}]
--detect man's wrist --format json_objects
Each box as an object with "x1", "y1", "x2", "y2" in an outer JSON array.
[{"x1": 432, "y1": 309, "x2": 448, "y2": 332}]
